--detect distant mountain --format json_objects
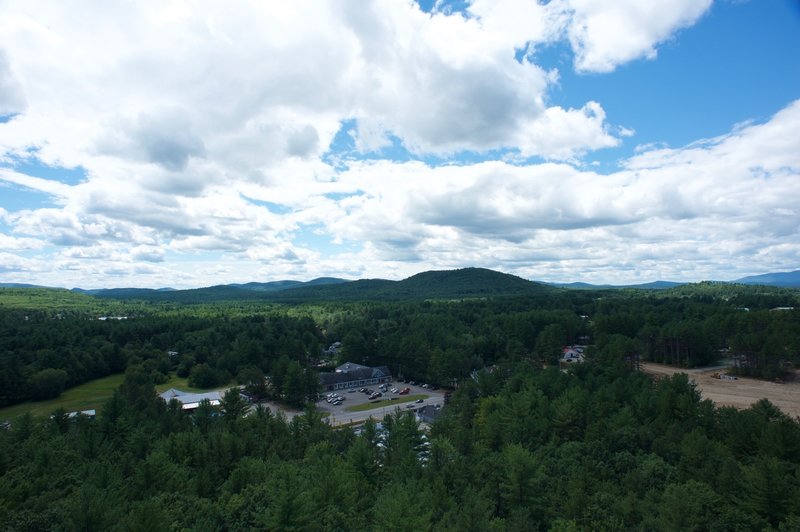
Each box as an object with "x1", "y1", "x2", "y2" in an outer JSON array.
[
  {"x1": 231, "y1": 280, "x2": 304, "y2": 292},
  {"x1": 232, "y1": 277, "x2": 348, "y2": 292},
  {"x1": 551, "y1": 280, "x2": 683, "y2": 290},
  {"x1": 400, "y1": 268, "x2": 543, "y2": 297},
  {"x1": 734, "y1": 270, "x2": 800, "y2": 288},
  {"x1": 274, "y1": 267, "x2": 550, "y2": 301},
  {"x1": 73, "y1": 287, "x2": 175, "y2": 297},
  {"x1": 274, "y1": 278, "x2": 395, "y2": 300},
  {"x1": 82, "y1": 277, "x2": 350, "y2": 302},
  {"x1": 79, "y1": 268, "x2": 548, "y2": 303},
  {"x1": 5, "y1": 268, "x2": 797, "y2": 305}
]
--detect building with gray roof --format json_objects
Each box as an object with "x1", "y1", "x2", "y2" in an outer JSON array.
[{"x1": 318, "y1": 362, "x2": 392, "y2": 391}]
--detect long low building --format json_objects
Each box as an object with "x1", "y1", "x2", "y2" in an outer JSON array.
[
  {"x1": 319, "y1": 362, "x2": 392, "y2": 391},
  {"x1": 159, "y1": 388, "x2": 222, "y2": 411}
]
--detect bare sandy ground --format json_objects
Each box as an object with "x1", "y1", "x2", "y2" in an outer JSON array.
[{"x1": 641, "y1": 362, "x2": 800, "y2": 419}]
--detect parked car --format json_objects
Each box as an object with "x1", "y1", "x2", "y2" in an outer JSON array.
[{"x1": 399, "y1": 387, "x2": 410, "y2": 395}]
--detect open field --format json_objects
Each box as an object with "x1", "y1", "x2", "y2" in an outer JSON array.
[
  {"x1": 642, "y1": 362, "x2": 800, "y2": 418},
  {"x1": 0, "y1": 373, "x2": 125, "y2": 420},
  {"x1": 0, "y1": 372, "x2": 234, "y2": 421}
]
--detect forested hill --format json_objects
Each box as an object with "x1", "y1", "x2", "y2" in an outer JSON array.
[
  {"x1": 272, "y1": 267, "x2": 551, "y2": 301},
  {"x1": 58, "y1": 268, "x2": 551, "y2": 303},
  {"x1": 84, "y1": 277, "x2": 350, "y2": 303},
  {"x1": 736, "y1": 270, "x2": 800, "y2": 288}
]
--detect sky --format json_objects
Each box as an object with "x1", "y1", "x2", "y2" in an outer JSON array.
[{"x1": 0, "y1": 0, "x2": 798, "y2": 289}]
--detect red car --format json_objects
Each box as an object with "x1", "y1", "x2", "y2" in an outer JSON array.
[{"x1": 398, "y1": 387, "x2": 410, "y2": 395}]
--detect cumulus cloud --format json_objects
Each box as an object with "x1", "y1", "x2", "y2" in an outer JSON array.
[
  {"x1": 0, "y1": 0, "x2": 624, "y2": 174},
  {"x1": 516, "y1": 101, "x2": 620, "y2": 160},
  {"x1": 0, "y1": 233, "x2": 45, "y2": 251},
  {"x1": 98, "y1": 108, "x2": 206, "y2": 171},
  {"x1": 0, "y1": 252, "x2": 39, "y2": 273},
  {"x1": 315, "y1": 99, "x2": 800, "y2": 282},
  {"x1": 0, "y1": 0, "x2": 793, "y2": 288},
  {"x1": 0, "y1": 49, "x2": 25, "y2": 116},
  {"x1": 565, "y1": 0, "x2": 713, "y2": 72},
  {"x1": 463, "y1": 0, "x2": 714, "y2": 73}
]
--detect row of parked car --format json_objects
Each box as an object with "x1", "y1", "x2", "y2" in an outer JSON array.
[
  {"x1": 324, "y1": 392, "x2": 346, "y2": 406},
  {"x1": 354, "y1": 387, "x2": 383, "y2": 400},
  {"x1": 397, "y1": 379, "x2": 440, "y2": 390}
]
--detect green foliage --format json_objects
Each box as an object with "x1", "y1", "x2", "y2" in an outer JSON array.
[
  {"x1": 1, "y1": 349, "x2": 800, "y2": 530},
  {"x1": 2, "y1": 282, "x2": 800, "y2": 529},
  {"x1": 220, "y1": 388, "x2": 247, "y2": 421},
  {"x1": 28, "y1": 368, "x2": 68, "y2": 400},
  {"x1": 188, "y1": 363, "x2": 226, "y2": 389},
  {"x1": 271, "y1": 267, "x2": 553, "y2": 302}
]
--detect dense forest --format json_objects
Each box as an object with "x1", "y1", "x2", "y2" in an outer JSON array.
[
  {"x1": 1, "y1": 281, "x2": 799, "y2": 529},
  {"x1": 1, "y1": 282, "x2": 799, "y2": 407},
  {"x1": 1, "y1": 357, "x2": 799, "y2": 530}
]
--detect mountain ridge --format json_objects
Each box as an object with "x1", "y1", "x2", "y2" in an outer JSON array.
[
  {"x1": 734, "y1": 270, "x2": 800, "y2": 288},
  {"x1": 3, "y1": 268, "x2": 799, "y2": 299},
  {"x1": 272, "y1": 267, "x2": 548, "y2": 301}
]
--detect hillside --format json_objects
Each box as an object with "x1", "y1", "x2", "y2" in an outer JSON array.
[
  {"x1": 231, "y1": 277, "x2": 347, "y2": 292},
  {"x1": 84, "y1": 277, "x2": 349, "y2": 303},
  {"x1": 552, "y1": 280, "x2": 682, "y2": 290},
  {"x1": 0, "y1": 287, "x2": 100, "y2": 310},
  {"x1": 8, "y1": 268, "x2": 797, "y2": 305},
  {"x1": 274, "y1": 267, "x2": 550, "y2": 301},
  {"x1": 735, "y1": 270, "x2": 800, "y2": 288}
]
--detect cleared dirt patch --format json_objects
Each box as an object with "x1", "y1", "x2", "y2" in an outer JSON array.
[{"x1": 641, "y1": 362, "x2": 800, "y2": 419}]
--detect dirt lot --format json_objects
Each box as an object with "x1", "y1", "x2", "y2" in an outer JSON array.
[{"x1": 641, "y1": 362, "x2": 800, "y2": 419}]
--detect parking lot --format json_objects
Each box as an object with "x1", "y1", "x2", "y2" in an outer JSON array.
[{"x1": 317, "y1": 381, "x2": 447, "y2": 426}]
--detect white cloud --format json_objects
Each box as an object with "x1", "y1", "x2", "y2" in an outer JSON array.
[
  {"x1": 312, "y1": 99, "x2": 800, "y2": 282},
  {"x1": 0, "y1": 0, "x2": 626, "y2": 177},
  {"x1": 0, "y1": 49, "x2": 26, "y2": 115},
  {"x1": 0, "y1": 168, "x2": 72, "y2": 199},
  {"x1": 565, "y1": 0, "x2": 713, "y2": 72},
  {"x1": 0, "y1": 251, "x2": 39, "y2": 273},
  {"x1": 0, "y1": 1, "x2": 794, "y2": 288},
  {"x1": 0, "y1": 232, "x2": 45, "y2": 251},
  {"x1": 515, "y1": 101, "x2": 620, "y2": 160},
  {"x1": 463, "y1": 0, "x2": 714, "y2": 73}
]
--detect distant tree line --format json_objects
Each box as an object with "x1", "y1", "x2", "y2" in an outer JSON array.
[
  {"x1": 0, "y1": 310, "x2": 323, "y2": 407},
  {"x1": 2, "y1": 286, "x2": 799, "y2": 407}
]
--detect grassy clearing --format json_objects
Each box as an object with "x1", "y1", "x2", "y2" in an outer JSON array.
[
  {"x1": 0, "y1": 372, "x2": 235, "y2": 421},
  {"x1": 344, "y1": 394, "x2": 429, "y2": 413},
  {"x1": 154, "y1": 374, "x2": 231, "y2": 394},
  {"x1": 0, "y1": 373, "x2": 125, "y2": 420}
]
